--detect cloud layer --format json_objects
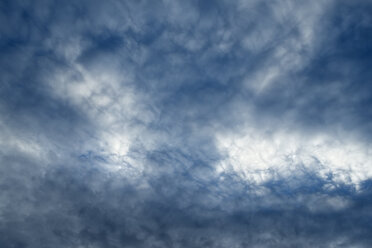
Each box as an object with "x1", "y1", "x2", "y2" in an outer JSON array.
[{"x1": 1, "y1": 0, "x2": 372, "y2": 247}]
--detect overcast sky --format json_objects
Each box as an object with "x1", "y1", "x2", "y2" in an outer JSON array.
[{"x1": 1, "y1": 0, "x2": 372, "y2": 247}]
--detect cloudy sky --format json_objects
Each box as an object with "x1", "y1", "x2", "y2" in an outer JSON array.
[{"x1": 1, "y1": 0, "x2": 372, "y2": 247}]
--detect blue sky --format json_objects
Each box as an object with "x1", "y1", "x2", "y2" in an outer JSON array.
[{"x1": 1, "y1": 0, "x2": 372, "y2": 247}]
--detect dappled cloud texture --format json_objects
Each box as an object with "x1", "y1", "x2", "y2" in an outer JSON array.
[{"x1": 1, "y1": 0, "x2": 372, "y2": 247}]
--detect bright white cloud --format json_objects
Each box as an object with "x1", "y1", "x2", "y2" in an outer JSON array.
[{"x1": 216, "y1": 125, "x2": 372, "y2": 186}]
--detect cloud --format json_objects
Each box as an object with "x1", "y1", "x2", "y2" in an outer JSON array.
[{"x1": 1, "y1": 0, "x2": 372, "y2": 247}]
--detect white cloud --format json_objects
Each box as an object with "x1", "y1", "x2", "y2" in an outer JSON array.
[
  {"x1": 216, "y1": 124, "x2": 372, "y2": 186},
  {"x1": 243, "y1": 0, "x2": 332, "y2": 94},
  {"x1": 46, "y1": 62, "x2": 159, "y2": 174}
]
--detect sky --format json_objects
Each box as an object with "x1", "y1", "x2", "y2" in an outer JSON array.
[{"x1": 1, "y1": 0, "x2": 372, "y2": 247}]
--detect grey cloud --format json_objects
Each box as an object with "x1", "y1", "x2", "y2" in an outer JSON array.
[
  {"x1": 1, "y1": 0, "x2": 372, "y2": 247},
  {"x1": 1, "y1": 150, "x2": 372, "y2": 247}
]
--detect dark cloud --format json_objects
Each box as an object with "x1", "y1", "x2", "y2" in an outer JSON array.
[
  {"x1": 1, "y1": 151, "x2": 372, "y2": 247},
  {"x1": 1, "y1": 0, "x2": 372, "y2": 247}
]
